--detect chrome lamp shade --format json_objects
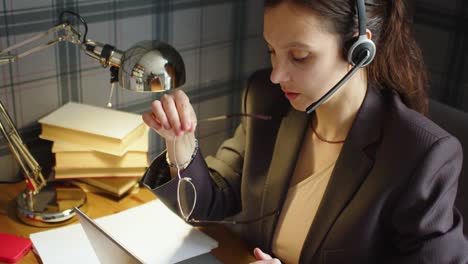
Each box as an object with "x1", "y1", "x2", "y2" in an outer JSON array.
[{"x1": 120, "y1": 40, "x2": 185, "y2": 92}]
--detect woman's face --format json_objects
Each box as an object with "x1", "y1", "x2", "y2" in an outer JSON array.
[{"x1": 263, "y1": 3, "x2": 349, "y2": 112}]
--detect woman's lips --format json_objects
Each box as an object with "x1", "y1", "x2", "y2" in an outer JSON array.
[{"x1": 284, "y1": 91, "x2": 299, "y2": 100}]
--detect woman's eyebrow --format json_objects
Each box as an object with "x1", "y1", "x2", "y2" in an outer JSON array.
[
  {"x1": 284, "y1": 41, "x2": 314, "y2": 50},
  {"x1": 263, "y1": 37, "x2": 315, "y2": 51}
]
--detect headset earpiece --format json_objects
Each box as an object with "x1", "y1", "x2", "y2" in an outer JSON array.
[
  {"x1": 347, "y1": 35, "x2": 376, "y2": 67},
  {"x1": 305, "y1": 0, "x2": 377, "y2": 114}
]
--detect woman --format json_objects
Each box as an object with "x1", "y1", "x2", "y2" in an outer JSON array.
[{"x1": 141, "y1": 0, "x2": 468, "y2": 263}]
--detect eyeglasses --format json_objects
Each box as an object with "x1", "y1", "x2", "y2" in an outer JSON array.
[{"x1": 173, "y1": 113, "x2": 279, "y2": 225}]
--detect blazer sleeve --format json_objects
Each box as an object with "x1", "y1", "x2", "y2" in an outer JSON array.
[
  {"x1": 140, "y1": 123, "x2": 246, "y2": 221},
  {"x1": 386, "y1": 135, "x2": 468, "y2": 263}
]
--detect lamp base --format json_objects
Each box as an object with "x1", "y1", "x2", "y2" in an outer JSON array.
[{"x1": 16, "y1": 181, "x2": 87, "y2": 227}]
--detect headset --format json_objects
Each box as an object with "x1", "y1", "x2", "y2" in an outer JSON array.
[{"x1": 305, "y1": 0, "x2": 376, "y2": 114}]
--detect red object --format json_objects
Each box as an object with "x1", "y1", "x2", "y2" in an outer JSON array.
[
  {"x1": 25, "y1": 179, "x2": 36, "y2": 192},
  {"x1": 0, "y1": 233, "x2": 32, "y2": 263}
]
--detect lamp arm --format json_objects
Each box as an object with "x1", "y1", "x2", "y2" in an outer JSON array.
[
  {"x1": 0, "y1": 20, "x2": 124, "y2": 71},
  {"x1": 83, "y1": 40, "x2": 123, "y2": 68},
  {"x1": 0, "y1": 101, "x2": 46, "y2": 194},
  {"x1": 0, "y1": 23, "x2": 82, "y2": 65},
  {"x1": 0, "y1": 23, "x2": 80, "y2": 195}
]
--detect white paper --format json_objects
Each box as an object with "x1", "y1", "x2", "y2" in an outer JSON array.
[{"x1": 30, "y1": 200, "x2": 218, "y2": 264}]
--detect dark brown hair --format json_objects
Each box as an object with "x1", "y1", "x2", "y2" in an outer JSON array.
[{"x1": 264, "y1": 0, "x2": 429, "y2": 115}]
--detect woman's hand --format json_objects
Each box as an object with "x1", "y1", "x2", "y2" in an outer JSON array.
[
  {"x1": 142, "y1": 90, "x2": 197, "y2": 140},
  {"x1": 142, "y1": 90, "x2": 198, "y2": 166},
  {"x1": 250, "y1": 248, "x2": 282, "y2": 264}
]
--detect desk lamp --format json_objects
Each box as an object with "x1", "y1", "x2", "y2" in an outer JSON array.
[{"x1": 0, "y1": 11, "x2": 185, "y2": 227}]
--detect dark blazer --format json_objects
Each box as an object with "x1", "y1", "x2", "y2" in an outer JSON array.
[{"x1": 142, "y1": 69, "x2": 468, "y2": 263}]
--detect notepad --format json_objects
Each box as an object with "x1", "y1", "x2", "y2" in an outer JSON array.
[
  {"x1": 74, "y1": 206, "x2": 144, "y2": 264},
  {"x1": 30, "y1": 200, "x2": 219, "y2": 264}
]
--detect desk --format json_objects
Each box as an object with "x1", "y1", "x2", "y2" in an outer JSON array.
[{"x1": 0, "y1": 182, "x2": 256, "y2": 264}]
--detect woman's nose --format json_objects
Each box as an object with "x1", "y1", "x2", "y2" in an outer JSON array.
[{"x1": 270, "y1": 62, "x2": 290, "y2": 84}]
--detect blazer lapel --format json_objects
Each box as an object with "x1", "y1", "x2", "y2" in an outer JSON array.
[
  {"x1": 260, "y1": 107, "x2": 308, "y2": 249},
  {"x1": 300, "y1": 86, "x2": 385, "y2": 263}
]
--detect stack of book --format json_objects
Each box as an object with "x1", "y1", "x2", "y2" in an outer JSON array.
[{"x1": 38, "y1": 102, "x2": 150, "y2": 198}]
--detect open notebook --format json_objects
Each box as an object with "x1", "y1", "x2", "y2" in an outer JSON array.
[
  {"x1": 74, "y1": 207, "x2": 144, "y2": 264},
  {"x1": 30, "y1": 200, "x2": 221, "y2": 264}
]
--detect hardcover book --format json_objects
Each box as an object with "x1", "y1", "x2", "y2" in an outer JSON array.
[
  {"x1": 53, "y1": 130, "x2": 149, "y2": 169},
  {"x1": 39, "y1": 102, "x2": 146, "y2": 156}
]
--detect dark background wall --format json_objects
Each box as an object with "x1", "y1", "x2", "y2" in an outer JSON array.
[{"x1": 412, "y1": 0, "x2": 468, "y2": 110}]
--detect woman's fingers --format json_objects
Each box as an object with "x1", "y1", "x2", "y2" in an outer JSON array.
[
  {"x1": 251, "y1": 248, "x2": 282, "y2": 264},
  {"x1": 173, "y1": 90, "x2": 194, "y2": 131},
  {"x1": 145, "y1": 90, "x2": 197, "y2": 139},
  {"x1": 142, "y1": 112, "x2": 161, "y2": 130},
  {"x1": 161, "y1": 93, "x2": 182, "y2": 136},
  {"x1": 190, "y1": 110, "x2": 197, "y2": 133},
  {"x1": 253, "y1": 248, "x2": 272, "y2": 260},
  {"x1": 151, "y1": 100, "x2": 170, "y2": 130},
  {"x1": 249, "y1": 261, "x2": 281, "y2": 264}
]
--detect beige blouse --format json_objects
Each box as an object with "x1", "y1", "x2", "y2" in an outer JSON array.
[{"x1": 271, "y1": 160, "x2": 336, "y2": 264}]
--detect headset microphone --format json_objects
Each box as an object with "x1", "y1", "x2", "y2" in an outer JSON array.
[{"x1": 305, "y1": 0, "x2": 376, "y2": 115}]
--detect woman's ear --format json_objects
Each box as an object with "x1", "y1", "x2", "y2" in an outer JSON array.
[
  {"x1": 366, "y1": 29, "x2": 373, "y2": 40},
  {"x1": 353, "y1": 29, "x2": 373, "y2": 40}
]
